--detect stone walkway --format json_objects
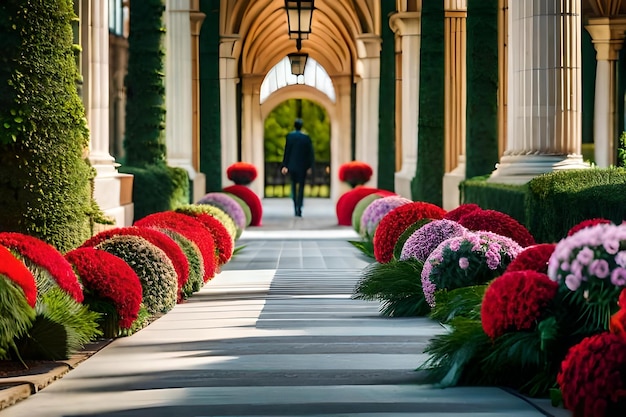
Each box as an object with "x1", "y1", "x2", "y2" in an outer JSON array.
[{"x1": 0, "y1": 199, "x2": 571, "y2": 416}]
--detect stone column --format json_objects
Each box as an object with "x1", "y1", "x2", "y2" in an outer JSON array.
[
  {"x1": 390, "y1": 11, "x2": 422, "y2": 199},
  {"x1": 190, "y1": 2, "x2": 205, "y2": 173},
  {"x1": 219, "y1": 36, "x2": 241, "y2": 189},
  {"x1": 86, "y1": 0, "x2": 133, "y2": 227},
  {"x1": 241, "y1": 74, "x2": 265, "y2": 198},
  {"x1": 354, "y1": 34, "x2": 382, "y2": 188},
  {"x1": 489, "y1": 0, "x2": 588, "y2": 184},
  {"x1": 165, "y1": 0, "x2": 205, "y2": 202},
  {"x1": 442, "y1": 0, "x2": 467, "y2": 210},
  {"x1": 585, "y1": 17, "x2": 626, "y2": 168},
  {"x1": 333, "y1": 75, "x2": 355, "y2": 201}
]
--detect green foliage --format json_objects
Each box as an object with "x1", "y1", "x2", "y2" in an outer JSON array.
[
  {"x1": 618, "y1": 132, "x2": 626, "y2": 167},
  {"x1": 353, "y1": 259, "x2": 430, "y2": 317},
  {"x1": 459, "y1": 175, "x2": 528, "y2": 223},
  {"x1": 96, "y1": 235, "x2": 178, "y2": 315},
  {"x1": 162, "y1": 229, "x2": 204, "y2": 297},
  {"x1": 352, "y1": 194, "x2": 381, "y2": 234},
  {"x1": 124, "y1": 0, "x2": 167, "y2": 166},
  {"x1": 392, "y1": 219, "x2": 431, "y2": 260},
  {"x1": 527, "y1": 167, "x2": 626, "y2": 242},
  {"x1": 0, "y1": 0, "x2": 95, "y2": 251},
  {"x1": 429, "y1": 285, "x2": 486, "y2": 324},
  {"x1": 225, "y1": 192, "x2": 252, "y2": 227},
  {"x1": 119, "y1": 304, "x2": 151, "y2": 337},
  {"x1": 264, "y1": 99, "x2": 330, "y2": 163},
  {"x1": 348, "y1": 239, "x2": 374, "y2": 259},
  {"x1": 119, "y1": 164, "x2": 189, "y2": 222},
  {"x1": 0, "y1": 277, "x2": 36, "y2": 360},
  {"x1": 15, "y1": 316, "x2": 68, "y2": 360}
]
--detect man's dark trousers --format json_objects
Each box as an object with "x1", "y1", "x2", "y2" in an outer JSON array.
[{"x1": 290, "y1": 170, "x2": 306, "y2": 216}]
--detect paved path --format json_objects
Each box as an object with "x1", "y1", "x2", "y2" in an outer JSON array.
[{"x1": 0, "y1": 199, "x2": 570, "y2": 416}]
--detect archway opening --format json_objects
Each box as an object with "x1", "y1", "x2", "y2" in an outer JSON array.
[{"x1": 263, "y1": 98, "x2": 331, "y2": 198}]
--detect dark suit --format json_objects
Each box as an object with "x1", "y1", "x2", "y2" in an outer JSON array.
[{"x1": 281, "y1": 129, "x2": 314, "y2": 216}]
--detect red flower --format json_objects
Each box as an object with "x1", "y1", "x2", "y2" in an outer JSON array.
[
  {"x1": 81, "y1": 227, "x2": 190, "y2": 299},
  {"x1": 373, "y1": 201, "x2": 446, "y2": 263},
  {"x1": 134, "y1": 211, "x2": 217, "y2": 282},
  {"x1": 0, "y1": 232, "x2": 83, "y2": 302},
  {"x1": 226, "y1": 162, "x2": 257, "y2": 185},
  {"x1": 65, "y1": 248, "x2": 142, "y2": 329},
  {"x1": 223, "y1": 184, "x2": 263, "y2": 226},
  {"x1": 567, "y1": 218, "x2": 613, "y2": 237},
  {"x1": 338, "y1": 161, "x2": 373, "y2": 187},
  {"x1": 558, "y1": 332, "x2": 626, "y2": 417},
  {"x1": 505, "y1": 243, "x2": 556, "y2": 274},
  {"x1": 180, "y1": 212, "x2": 234, "y2": 266},
  {"x1": 481, "y1": 270, "x2": 558, "y2": 339},
  {"x1": 0, "y1": 244, "x2": 37, "y2": 307},
  {"x1": 458, "y1": 209, "x2": 536, "y2": 247},
  {"x1": 443, "y1": 203, "x2": 482, "y2": 222},
  {"x1": 335, "y1": 187, "x2": 395, "y2": 226}
]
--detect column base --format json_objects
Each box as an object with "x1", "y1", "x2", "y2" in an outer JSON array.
[
  {"x1": 487, "y1": 154, "x2": 590, "y2": 185},
  {"x1": 442, "y1": 158, "x2": 466, "y2": 210},
  {"x1": 191, "y1": 173, "x2": 206, "y2": 203},
  {"x1": 96, "y1": 204, "x2": 134, "y2": 231},
  {"x1": 395, "y1": 166, "x2": 416, "y2": 199},
  {"x1": 93, "y1": 166, "x2": 135, "y2": 227}
]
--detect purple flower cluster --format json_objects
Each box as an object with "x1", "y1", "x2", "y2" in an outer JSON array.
[
  {"x1": 197, "y1": 192, "x2": 247, "y2": 231},
  {"x1": 421, "y1": 231, "x2": 523, "y2": 307},
  {"x1": 400, "y1": 219, "x2": 467, "y2": 262},
  {"x1": 359, "y1": 196, "x2": 412, "y2": 238},
  {"x1": 548, "y1": 222, "x2": 626, "y2": 295}
]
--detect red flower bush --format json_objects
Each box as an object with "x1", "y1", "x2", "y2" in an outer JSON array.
[
  {"x1": 65, "y1": 248, "x2": 142, "y2": 329},
  {"x1": 505, "y1": 243, "x2": 556, "y2": 274},
  {"x1": 458, "y1": 209, "x2": 536, "y2": 247},
  {"x1": 0, "y1": 232, "x2": 83, "y2": 302},
  {"x1": 567, "y1": 218, "x2": 612, "y2": 237},
  {"x1": 443, "y1": 203, "x2": 481, "y2": 222},
  {"x1": 223, "y1": 184, "x2": 263, "y2": 226},
  {"x1": 481, "y1": 270, "x2": 558, "y2": 339},
  {"x1": 338, "y1": 161, "x2": 373, "y2": 187},
  {"x1": 0, "y1": 244, "x2": 37, "y2": 307},
  {"x1": 558, "y1": 332, "x2": 626, "y2": 417},
  {"x1": 180, "y1": 212, "x2": 234, "y2": 266},
  {"x1": 335, "y1": 187, "x2": 395, "y2": 226},
  {"x1": 226, "y1": 162, "x2": 257, "y2": 185},
  {"x1": 373, "y1": 201, "x2": 446, "y2": 263},
  {"x1": 81, "y1": 227, "x2": 189, "y2": 299},
  {"x1": 134, "y1": 211, "x2": 217, "y2": 282}
]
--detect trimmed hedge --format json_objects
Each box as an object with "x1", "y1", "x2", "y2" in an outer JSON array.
[
  {"x1": 459, "y1": 175, "x2": 527, "y2": 224},
  {"x1": 0, "y1": 0, "x2": 95, "y2": 251}
]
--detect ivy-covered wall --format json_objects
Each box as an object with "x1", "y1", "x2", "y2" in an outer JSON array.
[
  {"x1": 412, "y1": 1, "x2": 445, "y2": 205},
  {"x1": 0, "y1": 0, "x2": 94, "y2": 252},
  {"x1": 465, "y1": 0, "x2": 499, "y2": 179},
  {"x1": 199, "y1": 0, "x2": 222, "y2": 192},
  {"x1": 377, "y1": 0, "x2": 397, "y2": 192}
]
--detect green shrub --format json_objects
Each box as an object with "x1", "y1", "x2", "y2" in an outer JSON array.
[
  {"x1": 160, "y1": 229, "x2": 204, "y2": 298},
  {"x1": 0, "y1": 0, "x2": 95, "y2": 251},
  {"x1": 0, "y1": 277, "x2": 35, "y2": 360},
  {"x1": 459, "y1": 175, "x2": 528, "y2": 224},
  {"x1": 176, "y1": 204, "x2": 238, "y2": 241},
  {"x1": 351, "y1": 194, "x2": 382, "y2": 234}
]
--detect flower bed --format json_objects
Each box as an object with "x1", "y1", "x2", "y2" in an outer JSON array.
[
  {"x1": 226, "y1": 162, "x2": 257, "y2": 185},
  {"x1": 360, "y1": 195, "x2": 412, "y2": 238},
  {"x1": 335, "y1": 186, "x2": 394, "y2": 227},
  {"x1": 223, "y1": 184, "x2": 263, "y2": 226}
]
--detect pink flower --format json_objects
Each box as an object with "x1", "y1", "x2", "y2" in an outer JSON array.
[
  {"x1": 589, "y1": 259, "x2": 610, "y2": 279},
  {"x1": 459, "y1": 257, "x2": 469, "y2": 269}
]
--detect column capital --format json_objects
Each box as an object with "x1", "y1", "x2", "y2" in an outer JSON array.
[
  {"x1": 355, "y1": 34, "x2": 382, "y2": 58},
  {"x1": 219, "y1": 35, "x2": 242, "y2": 59},
  {"x1": 240, "y1": 74, "x2": 264, "y2": 95},
  {"x1": 444, "y1": 0, "x2": 467, "y2": 13},
  {"x1": 166, "y1": 0, "x2": 191, "y2": 12},
  {"x1": 389, "y1": 12, "x2": 421, "y2": 36},
  {"x1": 190, "y1": 10, "x2": 206, "y2": 36},
  {"x1": 586, "y1": 17, "x2": 626, "y2": 60}
]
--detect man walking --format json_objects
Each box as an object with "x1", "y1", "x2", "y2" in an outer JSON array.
[{"x1": 281, "y1": 118, "x2": 314, "y2": 217}]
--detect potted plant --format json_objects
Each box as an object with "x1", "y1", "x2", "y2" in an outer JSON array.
[
  {"x1": 226, "y1": 162, "x2": 257, "y2": 186},
  {"x1": 338, "y1": 161, "x2": 373, "y2": 188}
]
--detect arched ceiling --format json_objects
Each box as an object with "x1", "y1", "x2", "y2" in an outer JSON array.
[
  {"x1": 583, "y1": 0, "x2": 626, "y2": 16},
  {"x1": 221, "y1": 0, "x2": 380, "y2": 77}
]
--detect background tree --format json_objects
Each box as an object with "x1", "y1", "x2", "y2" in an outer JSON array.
[{"x1": 0, "y1": 0, "x2": 95, "y2": 252}]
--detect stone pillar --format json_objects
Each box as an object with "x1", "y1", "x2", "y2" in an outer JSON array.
[
  {"x1": 333, "y1": 75, "x2": 355, "y2": 201},
  {"x1": 190, "y1": 3, "x2": 205, "y2": 174},
  {"x1": 390, "y1": 11, "x2": 422, "y2": 199},
  {"x1": 585, "y1": 17, "x2": 626, "y2": 168},
  {"x1": 354, "y1": 34, "x2": 382, "y2": 188},
  {"x1": 165, "y1": 0, "x2": 205, "y2": 202},
  {"x1": 219, "y1": 36, "x2": 241, "y2": 189},
  {"x1": 442, "y1": 0, "x2": 467, "y2": 210},
  {"x1": 241, "y1": 74, "x2": 265, "y2": 198},
  {"x1": 86, "y1": 0, "x2": 133, "y2": 227},
  {"x1": 489, "y1": 0, "x2": 588, "y2": 184}
]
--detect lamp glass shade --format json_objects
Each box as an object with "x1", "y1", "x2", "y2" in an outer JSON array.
[
  {"x1": 285, "y1": 0, "x2": 314, "y2": 36},
  {"x1": 288, "y1": 53, "x2": 308, "y2": 76}
]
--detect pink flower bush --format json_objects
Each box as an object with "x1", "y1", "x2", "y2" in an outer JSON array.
[
  {"x1": 65, "y1": 248, "x2": 142, "y2": 329},
  {"x1": 481, "y1": 270, "x2": 558, "y2": 339},
  {"x1": 223, "y1": 184, "x2": 263, "y2": 227},
  {"x1": 197, "y1": 192, "x2": 247, "y2": 232},
  {"x1": 360, "y1": 195, "x2": 412, "y2": 238},
  {"x1": 0, "y1": 244, "x2": 37, "y2": 307},
  {"x1": 134, "y1": 211, "x2": 217, "y2": 282},
  {"x1": 421, "y1": 231, "x2": 523, "y2": 307},
  {"x1": 0, "y1": 232, "x2": 83, "y2": 302},
  {"x1": 567, "y1": 218, "x2": 612, "y2": 237},
  {"x1": 335, "y1": 187, "x2": 395, "y2": 226},
  {"x1": 505, "y1": 243, "x2": 556, "y2": 274},
  {"x1": 400, "y1": 219, "x2": 468, "y2": 263},
  {"x1": 372, "y1": 201, "x2": 446, "y2": 263},
  {"x1": 458, "y1": 209, "x2": 536, "y2": 247}
]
